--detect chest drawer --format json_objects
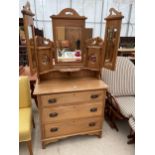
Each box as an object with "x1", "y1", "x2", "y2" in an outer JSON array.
[
  {"x1": 44, "y1": 117, "x2": 102, "y2": 138},
  {"x1": 42, "y1": 102, "x2": 103, "y2": 123},
  {"x1": 41, "y1": 90, "x2": 104, "y2": 107}
]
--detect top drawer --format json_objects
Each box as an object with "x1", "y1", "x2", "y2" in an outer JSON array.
[{"x1": 41, "y1": 90, "x2": 105, "y2": 107}]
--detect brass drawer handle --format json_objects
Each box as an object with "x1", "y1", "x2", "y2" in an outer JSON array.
[
  {"x1": 48, "y1": 98, "x2": 57, "y2": 104},
  {"x1": 90, "y1": 107, "x2": 97, "y2": 112},
  {"x1": 89, "y1": 122, "x2": 96, "y2": 127},
  {"x1": 50, "y1": 127, "x2": 58, "y2": 132},
  {"x1": 49, "y1": 112, "x2": 58, "y2": 117},
  {"x1": 91, "y1": 94, "x2": 99, "y2": 99}
]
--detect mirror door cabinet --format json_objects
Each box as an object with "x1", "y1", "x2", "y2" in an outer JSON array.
[
  {"x1": 22, "y1": 2, "x2": 37, "y2": 74},
  {"x1": 103, "y1": 8, "x2": 124, "y2": 70},
  {"x1": 35, "y1": 37, "x2": 55, "y2": 75},
  {"x1": 85, "y1": 8, "x2": 123, "y2": 71},
  {"x1": 85, "y1": 37, "x2": 104, "y2": 71},
  {"x1": 51, "y1": 8, "x2": 87, "y2": 66}
]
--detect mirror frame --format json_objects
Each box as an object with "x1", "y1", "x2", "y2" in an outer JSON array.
[
  {"x1": 103, "y1": 8, "x2": 124, "y2": 70},
  {"x1": 21, "y1": 2, "x2": 37, "y2": 74},
  {"x1": 50, "y1": 8, "x2": 87, "y2": 67}
]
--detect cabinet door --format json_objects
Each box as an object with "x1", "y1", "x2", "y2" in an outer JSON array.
[
  {"x1": 86, "y1": 46, "x2": 101, "y2": 70},
  {"x1": 85, "y1": 37, "x2": 104, "y2": 71},
  {"x1": 36, "y1": 37, "x2": 54, "y2": 74},
  {"x1": 22, "y1": 2, "x2": 37, "y2": 74},
  {"x1": 102, "y1": 8, "x2": 124, "y2": 70}
]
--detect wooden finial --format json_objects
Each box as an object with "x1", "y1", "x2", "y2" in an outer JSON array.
[
  {"x1": 105, "y1": 8, "x2": 124, "y2": 20},
  {"x1": 109, "y1": 8, "x2": 122, "y2": 16},
  {"x1": 21, "y1": 1, "x2": 35, "y2": 16}
]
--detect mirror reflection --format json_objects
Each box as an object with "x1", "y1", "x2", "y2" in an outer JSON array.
[
  {"x1": 56, "y1": 26, "x2": 82, "y2": 62},
  {"x1": 105, "y1": 27, "x2": 117, "y2": 63},
  {"x1": 28, "y1": 26, "x2": 33, "y2": 39},
  {"x1": 28, "y1": 25, "x2": 37, "y2": 68}
]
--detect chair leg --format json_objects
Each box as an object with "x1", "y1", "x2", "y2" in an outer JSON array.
[
  {"x1": 127, "y1": 136, "x2": 135, "y2": 144},
  {"x1": 105, "y1": 102, "x2": 119, "y2": 131},
  {"x1": 32, "y1": 116, "x2": 35, "y2": 128},
  {"x1": 127, "y1": 129, "x2": 135, "y2": 144},
  {"x1": 27, "y1": 140, "x2": 33, "y2": 155},
  {"x1": 108, "y1": 109, "x2": 119, "y2": 131},
  {"x1": 127, "y1": 129, "x2": 134, "y2": 138}
]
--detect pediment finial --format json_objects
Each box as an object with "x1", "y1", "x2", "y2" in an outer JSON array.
[
  {"x1": 21, "y1": 1, "x2": 34, "y2": 16},
  {"x1": 23, "y1": 1, "x2": 31, "y2": 11}
]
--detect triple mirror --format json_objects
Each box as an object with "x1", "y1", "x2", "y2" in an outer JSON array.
[{"x1": 22, "y1": 2, "x2": 124, "y2": 77}]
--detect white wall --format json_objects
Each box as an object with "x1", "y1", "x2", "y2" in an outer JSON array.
[{"x1": 19, "y1": 0, "x2": 135, "y2": 40}]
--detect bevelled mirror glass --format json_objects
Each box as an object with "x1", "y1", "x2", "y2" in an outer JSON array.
[
  {"x1": 55, "y1": 26, "x2": 82, "y2": 63},
  {"x1": 28, "y1": 25, "x2": 37, "y2": 69},
  {"x1": 104, "y1": 27, "x2": 118, "y2": 63}
]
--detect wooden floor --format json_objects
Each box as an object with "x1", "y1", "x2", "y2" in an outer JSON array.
[{"x1": 19, "y1": 100, "x2": 135, "y2": 155}]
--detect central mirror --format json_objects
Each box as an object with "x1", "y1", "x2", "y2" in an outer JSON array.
[
  {"x1": 55, "y1": 26, "x2": 82, "y2": 62},
  {"x1": 51, "y1": 8, "x2": 87, "y2": 65}
]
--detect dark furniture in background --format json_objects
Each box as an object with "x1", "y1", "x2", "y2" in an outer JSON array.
[
  {"x1": 19, "y1": 18, "x2": 28, "y2": 66},
  {"x1": 19, "y1": 45, "x2": 28, "y2": 66},
  {"x1": 119, "y1": 37, "x2": 135, "y2": 48},
  {"x1": 118, "y1": 37, "x2": 135, "y2": 64},
  {"x1": 35, "y1": 28, "x2": 44, "y2": 37},
  {"x1": 19, "y1": 18, "x2": 44, "y2": 66}
]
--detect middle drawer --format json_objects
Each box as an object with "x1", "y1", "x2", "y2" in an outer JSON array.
[{"x1": 42, "y1": 102, "x2": 103, "y2": 124}]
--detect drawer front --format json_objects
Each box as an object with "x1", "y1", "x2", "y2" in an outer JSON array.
[
  {"x1": 42, "y1": 102, "x2": 103, "y2": 123},
  {"x1": 44, "y1": 117, "x2": 102, "y2": 138},
  {"x1": 41, "y1": 90, "x2": 104, "y2": 107}
]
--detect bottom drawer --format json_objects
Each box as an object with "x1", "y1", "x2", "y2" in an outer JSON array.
[{"x1": 44, "y1": 117, "x2": 102, "y2": 138}]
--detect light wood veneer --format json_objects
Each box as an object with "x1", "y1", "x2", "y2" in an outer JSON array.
[{"x1": 34, "y1": 77, "x2": 107, "y2": 149}]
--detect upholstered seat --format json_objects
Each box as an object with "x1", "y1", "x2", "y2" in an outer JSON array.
[
  {"x1": 115, "y1": 96, "x2": 135, "y2": 118},
  {"x1": 19, "y1": 108, "x2": 32, "y2": 142},
  {"x1": 19, "y1": 76, "x2": 33, "y2": 155}
]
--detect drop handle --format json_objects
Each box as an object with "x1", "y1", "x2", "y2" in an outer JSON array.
[
  {"x1": 50, "y1": 127, "x2": 58, "y2": 132},
  {"x1": 90, "y1": 107, "x2": 97, "y2": 112},
  {"x1": 49, "y1": 112, "x2": 58, "y2": 117},
  {"x1": 91, "y1": 94, "x2": 99, "y2": 99},
  {"x1": 48, "y1": 98, "x2": 57, "y2": 104},
  {"x1": 89, "y1": 122, "x2": 96, "y2": 127}
]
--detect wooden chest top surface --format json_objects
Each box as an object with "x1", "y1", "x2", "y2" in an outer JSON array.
[{"x1": 34, "y1": 77, "x2": 108, "y2": 95}]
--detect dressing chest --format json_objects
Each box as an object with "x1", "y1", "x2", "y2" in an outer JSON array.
[
  {"x1": 34, "y1": 76, "x2": 107, "y2": 148},
  {"x1": 22, "y1": 2, "x2": 123, "y2": 148}
]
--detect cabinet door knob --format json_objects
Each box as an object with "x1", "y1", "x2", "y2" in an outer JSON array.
[
  {"x1": 89, "y1": 122, "x2": 96, "y2": 127},
  {"x1": 50, "y1": 127, "x2": 58, "y2": 132},
  {"x1": 90, "y1": 107, "x2": 97, "y2": 112},
  {"x1": 91, "y1": 94, "x2": 99, "y2": 99},
  {"x1": 49, "y1": 112, "x2": 58, "y2": 117},
  {"x1": 48, "y1": 98, "x2": 57, "y2": 104}
]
